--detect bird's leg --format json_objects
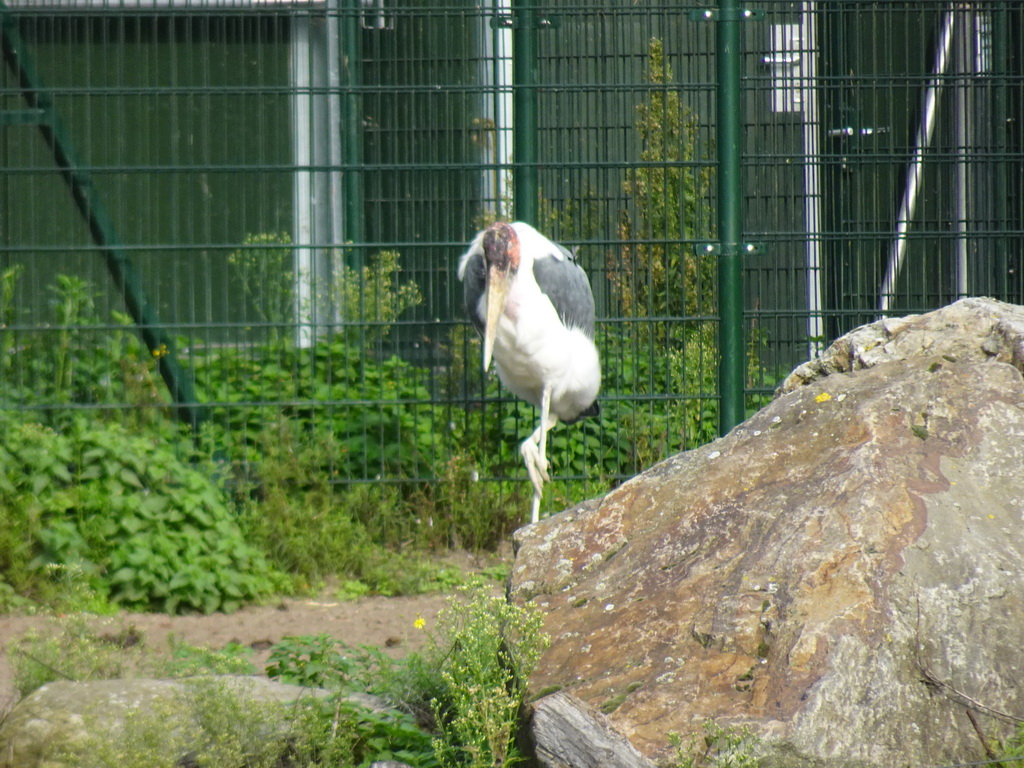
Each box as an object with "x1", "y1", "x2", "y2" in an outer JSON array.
[
  {"x1": 521, "y1": 386, "x2": 555, "y2": 524},
  {"x1": 536, "y1": 385, "x2": 553, "y2": 487}
]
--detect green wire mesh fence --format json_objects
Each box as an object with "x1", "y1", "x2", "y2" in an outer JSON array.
[{"x1": 1, "y1": 1, "x2": 1022, "y2": 508}]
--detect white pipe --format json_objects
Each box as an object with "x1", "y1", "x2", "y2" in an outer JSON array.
[
  {"x1": 801, "y1": 1, "x2": 825, "y2": 357},
  {"x1": 481, "y1": 0, "x2": 513, "y2": 219},
  {"x1": 879, "y1": 9, "x2": 956, "y2": 314},
  {"x1": 326, "y1": 0, "x2": 345, "y2": 300},
  {"x1": 292, "y1": 16, "x2": 315, "y2": 347}
]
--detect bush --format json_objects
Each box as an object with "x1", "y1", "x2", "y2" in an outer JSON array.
[
  {"x1": 264, "y1": 588, "x2": 548, "y2": 768},
  {"x1": 408, "y1": 588, "x2": 549, "y2": 768},
  {"x1": 0, "y1": 415, "x2": 278, "y2": 613}
]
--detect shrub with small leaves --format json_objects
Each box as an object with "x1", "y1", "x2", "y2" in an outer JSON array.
[{"x1": 412, "y1": 588, "x2": 549, "y2": 768}]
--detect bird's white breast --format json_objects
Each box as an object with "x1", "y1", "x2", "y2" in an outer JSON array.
[{"x1": 483, "y1": 272, "x2": 600, "y2": 422}]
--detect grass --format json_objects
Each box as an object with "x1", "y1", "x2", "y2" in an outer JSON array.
[{"x1": 5, "y1": 586, "x2": 546, "y2": 768}]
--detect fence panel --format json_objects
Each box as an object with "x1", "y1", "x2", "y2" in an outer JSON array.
[{"x1": 1, "y1": 1, "x2": 1021, "y2": 512}]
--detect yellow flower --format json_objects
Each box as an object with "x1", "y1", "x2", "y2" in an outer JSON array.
[
  {"x1": 814, "y1": 392, "x2": 832, "y2": 403},
  {"x1": 414, "y1": 616, "x2": 426, "y2": 630}
]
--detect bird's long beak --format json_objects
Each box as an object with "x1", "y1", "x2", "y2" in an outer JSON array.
[{"x1": 483, "y1": 264, "x2": 510, "y2": 371}]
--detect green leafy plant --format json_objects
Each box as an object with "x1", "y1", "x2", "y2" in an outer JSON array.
[
  {"x1": 599, "y1": 37, "x2": 735, "y2": 465},
  {"x1": 160, "y1": 636, "x2": 257, "y2": 677},
  {"x1": 265, "y1": 634, "x2": 441, "y2": 767},
  {"x1": 264, "y1": 593, "x2": 548, "y2": 768},
  {"x1": 668, "y1": 720, "x2": 760, "y2": 768},
  {"x1": 335, "y1": 248, "x2": 423, "y2": 347},
  {"x1": 7, "y1": 613, "x2": 144, "y2": 697},
  {"x1": 233, "y1": 416, "x2": 463, "y2": 594},
  {"x1": 417, "y1": 450, "x2": 523, "y2": 551},
  {"x1": 0, "y1": 414, "x2": 278, "y2": 613},
  {"x1": 410, "y1": 588, "x2": 549, "y2": 768},
  {"x1": 0, "y1": 263, "x2": 22, "y2": 374},
  {"x1": 266, "y1": 634, "x2": 358, "y2": 690},
  {"x1": 995, "y1": 721, "x2": 1024, "y2": 768},
  {"x1": 49, "y1": 274, "x2": 98, "y2": 401},
  {"x1": 0, "y1": 270, "x2": 168, "y2": 424},
  {"x1": 615, "y1": 37, "x2": 714, "y2": 325},
  {"x1": 228, "y1": 231, "x2": 295, "y2": 347},
  {"x1": 288, "y1": 695, "x2": 440, "y2": 768}
]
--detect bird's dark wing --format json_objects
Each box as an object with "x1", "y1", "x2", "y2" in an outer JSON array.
[
  {"x1": 461, "y1": 250, "x2": 486, "y2": 336},
  {"x1": 532, "y1": 248, "x2": 596, "y2": 339}
]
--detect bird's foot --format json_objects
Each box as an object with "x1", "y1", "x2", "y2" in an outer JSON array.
[{"x1": 520, "y1": 438, "x2": 550, "y2": 496}]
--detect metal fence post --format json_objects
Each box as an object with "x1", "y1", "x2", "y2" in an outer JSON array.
[
  {"x1": 696, "y1": 0, "x2": 756, "y2": 436},
  {"x1": 717, "y1": 0, "x2": 745, "y2": 434},
  {"x1": 511, "y1": 0, "x2": 538, "y2": 224}
]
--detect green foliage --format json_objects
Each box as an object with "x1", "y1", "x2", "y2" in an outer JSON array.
[
  {"x1": 50, "y1": 678, "x2": 297, "y2": 768},
  {"x1": 0, "y1": 263, "x2": 22, "y2": 375},
  {"x1": 668, "y1": 720, "x2": 760, "y2": 768},
  {"x1": 50, "y1": 274, "x2": 98, "y2": 400},
  {"x1": 265, "y1": 590, "x2": 548, "y2": 768},
  {"x1": 412, "y1": 588, "x2": 549, "y2": 768},
  {"x1": 419, "y1": 450, "x2": 524, "y2": 551},
  {"x1": 7, "y1": 614, "x2": 141, "y2": 698},
  {"x1": 160, "y1": 636, "x2": 257, "y2": 677},
  {"x1": 228, "y1": 231, "x2": 295, "y2": 348},
  {"x1": 0, "y1": 271, "x2": 166, "y2": 421},
  {"x1": 598, "y1": 37, "x2": 737, "y2": 466},
  {"x1": 193, "y1": 333, "x2": 444, "y2": 485},
  {"x1": 616, "y1": 37, "x2": 714, "y2": 324},
  {"x1": 266, "y1": 634, "x2": 357, "y2": 690},
  {"x1": 292, "y1": 696, "x2": 441, "y2": 768},
  {"x1": 11, "y1": 591, "x2": 545, "y2": 768},
  {"x1": 265, "y1": 634, "x2": 441, "y2": 767},
  {"x1": 10, "y1": 616, "x2": 260, "y2": 699},
  {"x1": 232, "y1": 417, "x2": 488, "y2": 594},
  {"x1": 336, "y1": 248, "x2": 423, "y2": 346},
  {"x1": 996, "y1": 721, "x2": 1024, "y2": 768},
  {"x1": 0, "y1": 414, "x2": 278, "y2": 613}
]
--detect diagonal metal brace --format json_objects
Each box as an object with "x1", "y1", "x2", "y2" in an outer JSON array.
[{"x1": 0, "y1": 2, "x2": 206, "y2": 432}]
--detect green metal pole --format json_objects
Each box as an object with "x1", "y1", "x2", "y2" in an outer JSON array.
[
  {"x1": 715, "y1": 0, "x2": 746, "y2": 435},
  {"x1": 0, "y1": 4, "x2": 206, "y2": 432},
  {"x1": 511, "y1": 0, "x2": 538, "y2": 225}
]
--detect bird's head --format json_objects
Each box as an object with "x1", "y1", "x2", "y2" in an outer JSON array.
[{"x1": 481, "y1": 222, "x2": 520, "y2": 371}]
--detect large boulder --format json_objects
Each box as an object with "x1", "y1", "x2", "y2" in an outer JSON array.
[
  {"x1": 0, "y1": 676, "x2": 333, "y2": 768},
  {"x1": 512, "y1": 298, "x2": 1024, "y2": 767}
]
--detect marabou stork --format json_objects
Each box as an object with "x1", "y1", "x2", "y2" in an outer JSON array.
[{"x1": 457, "y1": 221, "x2": 601, "y2": 523}]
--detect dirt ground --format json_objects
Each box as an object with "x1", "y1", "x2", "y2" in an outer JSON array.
[{"x1": 0, "y1": 550, "x2": 511, "y2": 711}]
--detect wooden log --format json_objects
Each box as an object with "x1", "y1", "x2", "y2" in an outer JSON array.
[{"x1": 530, "y1": 691, "x2": 656, "y2": 768}]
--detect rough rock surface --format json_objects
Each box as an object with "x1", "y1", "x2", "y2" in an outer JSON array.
[
  {"x1": 512, "y1": 298, "x2": 1024, "y2": 767},
  {"x1": 0, "y1": 676, "x2": 332, "y2": 768},
  {"x1": 530, "y1": 691, "x2": 656, "y2": 768},
  {"x1": 778, "y1": 296, "x2": 1024, "y2": 393}
]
